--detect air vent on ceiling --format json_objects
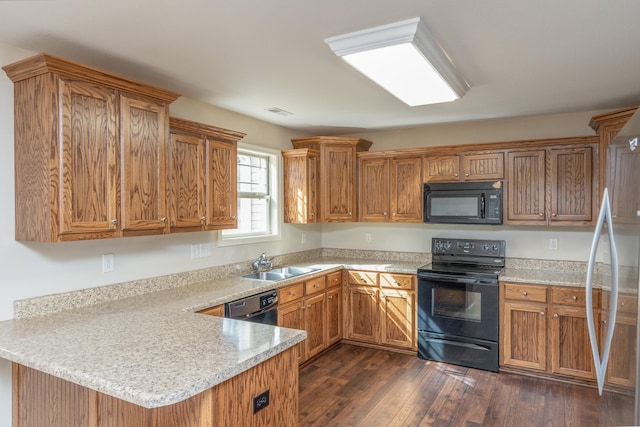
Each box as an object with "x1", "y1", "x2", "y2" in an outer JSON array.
[{"x1": 265, "y1": 107, "x2": 293, "y2": 117}]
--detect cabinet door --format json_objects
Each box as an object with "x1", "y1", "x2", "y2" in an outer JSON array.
[
  {"x1": 550, "y1": 305, "x2": 596, "y2": 379},
  {"x1": 347, "y1": 285, "x2": 379, "y2": 343},
  {"x1": 119, "y1": 94, "x2": 169, "y2": 234},
  {"x1": 506, "y1": 150, "x2": 547, "y2": 224},
  {"x1": 169, "y1": 132, "x2": 205, "y2": 230},
  {"x1": 501, "y1": 301, "x2": 547, "y2": 371},
  {"x1": 278, "y1": 301, "x2": 305, "y2": 364},
  {"x1": 206, "y1": 139, "x2": 237, "y2": 229},
  {"x1": 390, "y1": 157, "x2": 422, "y2": 222},
  {"x1": 550, "y1": 146, "x2": 593, "y2": 224},
  {"x1": 282, "y1": 149, "x2": 319, "y2": 224},
  {"x1": 604, "y1": 313, "x2": 637, "y2": 388},
  {"x1": 462, "y1": 152, "x2": 504, "y2": 181},
  {"x1": 423, "y1": 155, "x2": 460, "y2": 182},
  {"x1": 359, "y1": 157, "x2": 390, "y2": 222},
  {"x1": 304, "y1": 293, "x2": 327, "y2": 360},
  {"x1": 59, "y1": 79, "x2": 118, "y2": 236},
  {"x1": 321, "y1": 145, "x2": 356, "y2": 221},
  {"x1": 380, "y1": 289, "x2": 415, "y2": 349},
  {"x1": 610, "y1": 145, "x2": 640, "y2": 224},
  {"x1": 327, "y1": 286, "x2": 342, "y2": 346}
]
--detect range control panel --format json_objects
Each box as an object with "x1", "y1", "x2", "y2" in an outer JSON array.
[{"x1": 432, "y1": 238, "x2": 506, "y2": 257}]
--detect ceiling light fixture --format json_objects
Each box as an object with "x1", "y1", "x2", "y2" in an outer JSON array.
[{"x1": 324, "y1": 17, "x2": 469, "y2": 107}]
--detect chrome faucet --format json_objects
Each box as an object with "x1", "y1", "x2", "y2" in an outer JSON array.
[{"x1": 251, "y1": 252, "x2": 273, "y2": 272}]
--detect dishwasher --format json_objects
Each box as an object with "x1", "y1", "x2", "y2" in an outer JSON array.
[{"x1": 224, "y1": 289, "x2": 278, "y2": 325}]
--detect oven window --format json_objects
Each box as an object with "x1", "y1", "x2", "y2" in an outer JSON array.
[
  {"x1": 430, "y1": 196, "x2": 479, "y2": 217},
  {"x1": 432, "y1": 288, "x2": 482, "y2": 322}
]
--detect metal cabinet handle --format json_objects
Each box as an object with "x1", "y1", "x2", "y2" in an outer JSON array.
[
  {"x1": 200, "y1": 216, "x2": 206, "y2": 222},
  {"x1": 553, "y1": 313, "x2": 559, "y2": 318},
  {"x1": 383, "y1": 212, "x2": 388, "y2": 216},
  {"x1": 539, "y1": 213, "x2": 544, "y2": 217},
  {"x1": 572, "y1": 295, "x2": 577, "y2": 301},
  {"x1": 621, "y1": 302, "x2": 625, "y2": 307},
  {"x1": 314, "y1": 284, "x2": 319, "y2": 288},
  {"x1": 328, "y1": 296, "x2": 333, "y2": 300},
  {"x1": 465, "y1": 173, "x2": 469, "y2": 177},
  {"x1": 523, "y1": 291, "x2": 528, "y2": 296},
  {"x1": 110, "y1": 218, "x2": 118, "y2": 225},
  {"x1": 454, "y1": 173, "x2": 459, "y2": 177},
  {"x1": 552, "y1": 213, "x2": 557, "y2": 217},
  {"x1": 540, "y1": 312, "x2": 545, "y2": 316},
  {"x1": 160, "y1": 217, "x2": 167, "y2": 223}
]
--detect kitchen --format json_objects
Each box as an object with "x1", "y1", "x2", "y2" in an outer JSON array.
[{"x1": 1, "y1": 1, "x2": 640, "y2": 426}]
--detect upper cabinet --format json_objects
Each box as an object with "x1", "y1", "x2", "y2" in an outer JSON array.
[
  {"x1": 282, "y1": 148, "x2": 319, "y2": 224},
  {"x1": 423, "y1": 151, "x2": 504, "y2": 182},
  {"x1": 358, "y1": 155, "x2": 423, "y2": 222},
  {"x1": 3, "y1": 53, "x2": 180, "y2": 241},
  {"x1": 286, "y1": 137, "x2": 372, "y2": 223},
  {"x1": 169, "y1": 118, "x2": 245, "y2": 232},
  {"x1": 505, "y1": 139, "x2": 598, "y2": 226}
]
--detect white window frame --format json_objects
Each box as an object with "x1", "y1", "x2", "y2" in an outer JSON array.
[{"x1": 218, "y1": 143, "x2": 281, "y2": 246}]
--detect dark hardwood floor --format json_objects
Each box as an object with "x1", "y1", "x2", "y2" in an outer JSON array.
[{"x1": 299, "y1": 344, "x2": 634, "y2": 427}]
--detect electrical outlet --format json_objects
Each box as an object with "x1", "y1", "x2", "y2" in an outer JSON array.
[
  {"x1": 365, "y1": 233, "x2": 372, "y2": 243},
  {"x1": 190, "y1": 244, "x2": 200, "y2": 259},
  {"x1": 253, "y1": 390, "x2": 270, "y2": 414},
  {"x1": 549, "y1": 238, "x2": 558, "y2": 250},
  {"x1": 102, "y1": 254, "x2": 115, "y2": 273}
]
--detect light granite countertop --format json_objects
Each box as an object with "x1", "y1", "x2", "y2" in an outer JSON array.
[{"x1": 0, "y1": 256, "x2": 425, "y2": 409}]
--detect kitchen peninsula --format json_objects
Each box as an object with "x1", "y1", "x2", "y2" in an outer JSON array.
[{"x1": 0, "y1": 253, "x2": 426, "y2": 427}]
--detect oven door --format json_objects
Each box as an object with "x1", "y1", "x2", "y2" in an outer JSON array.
[{"x1": 417, "y1": 272, "x2": 498, "y2": 342}]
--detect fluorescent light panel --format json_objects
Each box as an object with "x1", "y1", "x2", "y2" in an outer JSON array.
[{"x1": 325, "y1": 18, "x2": 469, "y2": 107}]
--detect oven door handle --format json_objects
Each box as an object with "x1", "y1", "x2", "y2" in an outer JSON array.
[{"x1": 418, "y1": 273, "x2": 497, "y2": 286}]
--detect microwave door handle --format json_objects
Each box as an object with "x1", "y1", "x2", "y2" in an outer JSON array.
[{"x1": 480, "y1": 193, "x2": 485, "y2": 219}]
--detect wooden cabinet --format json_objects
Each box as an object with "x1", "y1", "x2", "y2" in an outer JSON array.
[
  {"x1": 358, "y1": 155, "x2": 422, "y2": 222},
  {"x1": 277, "y1": 271, "x2": 341, "y2": 364},
  {"x1": 590, "y1": 107, "x2": 638, "y2": 198},
  {"x1": 326, "y1": 271, "x2": 343, "y2": 347},
  {"x1": 501, "y1": 283, "x2": 548, "y2": 371},
  {"x1": 345, "y1": 271, "x2": 416, "y2": 351},
  {"x1": 282, "y1": 148, "x2": 319, "y2": 224},
  {"x1": 505, "y1": 142, "x2": 597, "y2": 226},
  {"x1": 197, "y1": 304, "x2": 224, "y2": 317},
  {"x1": 3, "y1": 53, "x2": 180, "y2": 241},
  {"x1": 287, "y1": 137, "x2": 372, "y2": 223},
  {"x1": 602, "y1": 292, "x2": 637, "y2": 389},
  {"x1": 423, "y1": 152, "x2": 503, "y2": 182},
  {"x1": 501, "y1": 282, "x2": 600, "y2": 382},
  {"x1": 169, "y1": 118, "x2": 244, "y2": 232},
  {"x1": 13, "y1": 348, "x2": 299, "y2": 427}
]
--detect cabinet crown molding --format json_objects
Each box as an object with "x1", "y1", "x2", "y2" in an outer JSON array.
[
  {"x1": 3, "y1": 53, "x2": 180, "y2": 103},
  {"x1": 169, "y1": 116, "x2": 246, "y2": 143},
  {"x1": 291, "y1": 136, "x2": 373, "y2": 152}
]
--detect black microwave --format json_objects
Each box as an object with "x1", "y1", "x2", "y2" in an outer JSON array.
[{"x1": 423, "y1": 181, "x2": 503, "y2": 224}]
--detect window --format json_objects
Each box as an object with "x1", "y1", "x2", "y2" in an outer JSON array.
[{"x1": 219, "y1": 144, "x2": 280, "y2": 245}]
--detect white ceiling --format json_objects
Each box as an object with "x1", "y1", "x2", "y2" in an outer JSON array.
[{"x1": 1, "y1": 1, "x2": 640, "y2": 135}]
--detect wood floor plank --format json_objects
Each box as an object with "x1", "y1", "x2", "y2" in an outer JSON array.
[{"x1": 299, "y1": 344, "x2": 635, "y2": 427}]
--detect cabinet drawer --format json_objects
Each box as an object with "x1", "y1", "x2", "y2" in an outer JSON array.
[
  {"x1": 602, "y1": 292, "x2": 637, "y2": 315},
  {"x1": 305, "y1": 276, "x2": 326, "y2": 295},
  {"x1": 279, "y1": 283, "x2": 304, "y2": 304},
  {"x1": 550, "y1": 287, "x2": 599, "y2": 307},
  {"x1": 380, "y1": 273, "x2": 414, "y2": 290},
  {"x1": 503, "y1": 283, "x2": 547, "y2": 303},
  {"x1": 348, "y1": 271, "x2": 378, "y2": 286},
  {"x1": 327, "y1": 271, "x2": 342, "y2": 288}
]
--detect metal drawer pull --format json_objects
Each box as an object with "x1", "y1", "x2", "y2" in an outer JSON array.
[{"x1": 523, "y1": 291, "x2": 528, "y2": 296}]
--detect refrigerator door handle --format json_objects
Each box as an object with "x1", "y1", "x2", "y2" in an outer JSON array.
[{"x1": 586, "y1": 187, "x2": 619, "y2": 395}]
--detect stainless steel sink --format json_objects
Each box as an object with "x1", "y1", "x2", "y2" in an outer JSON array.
[{"x1": 242, "y1": 266, "x2": 320, "y2": 281}]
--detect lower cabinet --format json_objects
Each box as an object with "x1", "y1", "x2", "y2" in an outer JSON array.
[
  {"x1": 13, "y1": 348, "x2": 299, "y2": 427},
  {"x1": 197, "y1": 304, "x2": 224, "y2": 317},
  {"x1": 346, "y1": 271, "x2": 416, "y2": 351},
  {"x1": 278, "y1": 271, "x2": 342, "y2": 364},
  {"x1": 501, "y1": 282, "x2": 600, "y2": 382},
  {"x1": 602, "y1": 292, "x2": 638, "y2": 390}
]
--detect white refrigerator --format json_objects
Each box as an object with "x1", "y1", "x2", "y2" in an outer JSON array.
[{"x1": 586, "y1": 109, "x2": 640, "y2": 425}]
